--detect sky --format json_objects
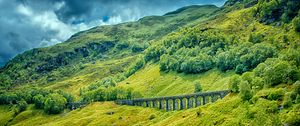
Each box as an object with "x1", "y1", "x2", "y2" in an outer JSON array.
[{"x1": 0, "y1": 0, "x2": 226, "y2": 67}]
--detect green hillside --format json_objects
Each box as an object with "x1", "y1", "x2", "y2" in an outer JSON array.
[{"x1": 1, "y1": 0, "x2": 300, "y2": 125}]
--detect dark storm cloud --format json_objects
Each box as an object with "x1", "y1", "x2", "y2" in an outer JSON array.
[{"x1": 0, "y1": 0, "x2": 226, "y2": 67}]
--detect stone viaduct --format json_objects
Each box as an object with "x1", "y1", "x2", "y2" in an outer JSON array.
[{"x1": 115, "y1": 90, "x2": 230, "y2": 111}]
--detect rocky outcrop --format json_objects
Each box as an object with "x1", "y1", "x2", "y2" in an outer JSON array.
[{"x1": 35, "y1": 41, "x2": 115, "y2": 73}]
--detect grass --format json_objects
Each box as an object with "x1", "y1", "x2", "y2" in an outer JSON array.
[
  {"x1": 118, "y1": 63, "x2": 235, "y2": 98},
  {"x1": 0, "y1": 105, "x2": 14, "y2": 126}
]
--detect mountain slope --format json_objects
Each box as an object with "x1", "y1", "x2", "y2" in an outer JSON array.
[
  {"x1": 0, "y1": 5, "x2": 219, "y2": 94},
  {"x1": 1, "y1": 0, "x2": 300, "y2": 126}
]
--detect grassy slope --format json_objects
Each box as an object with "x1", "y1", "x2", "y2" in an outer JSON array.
[
  {"x1": 0, "y1": 94, "x2": 290, "y2": 126},
  {"x1": 119, "y1": 64, "x2": 235, "y2": 97},
  {"x1": 0, "y1": 5, "x2": 220, "y2": 98}
]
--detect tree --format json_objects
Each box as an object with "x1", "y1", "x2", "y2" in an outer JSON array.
[
  {"x1": 44, "y1": 93, "x2": 67, "y2": 114},
  {"x1": 251, "y1": 77, "x2": 265, "y2": 91},
  {"x1": 131, "y1": 43, "x2": 144, "y2": 52},
  {"x1": 248, "y1": 33, "x2": 263, "y2": 43},
  {"x1": 229, "y1": 75, "x2": 241, "y2": 93},
  {"x1": 33, "y1": 94, "x2": 45, "y2": 109},
  {"x1": 125, "y1": 57, "x2": 145, "y2": 77},
  {"x1": 194, "y1": 81, "x2": 202, "y2": 93},
  {"x1": 293, "y1": 16, "x2": 300, "y2": 32},
  {"x1": 239, "y1": 81, "x2": 253, "y2": 101},
  {"x1": 264, "y1": 60, "x2": 298, "y2": 86},
  {"x1": 160, "y1": 54, "x2": 170, "y2": 71},
  {"x1": 16, "y1": 99, "x2": 27, "y2": 112},
  {"x1": 216, "y1": 51, "x2": 237, "y2": 71}
]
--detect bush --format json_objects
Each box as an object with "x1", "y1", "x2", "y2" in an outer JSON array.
[
  {"x1": 248, "y1": 33, "x2": 264, "y2": 43},
  {"x1": 216, "y1": 51, "x2": 237, "y2": 71},
  {"x1": 116, "y1": 42, "x2": 129, "y2": 50},
  {"x1": 267, "y1": 88, "x2": 284, "y2": 101},
  {"x1": 293, "y1": 81, "x2": 300, "y2": 94},
  {"x1": 180, "y1": 54, "x2": 214, "y2": 74},
  {"x1": 149, "y1": 114, "x2": 156, "y2": 120},
  {"x1": 33, "y1": 94, "x2": 45, "y2": 109},
  {"x1": 125, "y1": 57, "x2": 145, "y2": 77},
  {"x1": 131, "y1": 43, "x2": 145, "y2": 52},
  {"x1": 44, "y1": 93, "x2": 67, "y2": 114},
  {"x1": 229, "y1": 75, "x2": 241, "y2": 93},
  {"x1": 280, "y1": 48, "x2": 300, "y2": 67},
  {"x1": 264, "y1": 60, "x2": 298, "y2": 86},
  {"x1": 283, "y1": 92, "x2": 293, "y2": 108},
  {"x1": 251, "y1": 77, "x2": 265, "y2": 91},
  {"x1": 16, "y1": 99, "x2": 27, "y2": 112},
  {"x1": 293, "y1": 16, "x2": 300, "y2": 32},
  {"x1": 239, "y1": 81, "x2": 253, "y2": 101},
  {"x1": 194, "y1": 81, "x2": 202, "y2": 93},
  {"x1": 284, "y1": 104, "x2": 300, "y2": 126}
]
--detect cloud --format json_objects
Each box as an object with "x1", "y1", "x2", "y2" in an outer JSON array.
[{"x1": 0, "y1": 0, "x2": 226, "y2": 67}]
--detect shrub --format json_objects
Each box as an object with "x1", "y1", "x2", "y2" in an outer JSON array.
[
  {"x1": 131, "y1": 43, "x2": 144, "y2": 52},
  {"x1": 179, "y1": 54, "x2": 213, "y2": 74},
  {"x1": 125, "y1": 57, "x2": 145, "y2": 77},
  {"x1": 44, "y1": 93, "x2": 67, "y2": 114},
  {"x1": 33, "y1": 94, "x2": 45, "y2": 109},
  {"x1": 267, "y1": 88, "x2": 285, "y2": 101},
  {"x1": 229, "y1": 75, "x2": 241, "y2": 93},
  {"x1": 251, "y1": 77, "x2": 265, "y2": 91},
  {"x1": 283, "y1": 92, "x2": 293, "y2": 108},
  {"x1": 194, "y1": 81, "x2": 202, "y2": 93},
  {"x1": 16, "y1": 99, "x2": 27, "y2": 112},
  {"x1": 149, "y1": 114, "x2": 156, "y2": 120},
  {"x1": 284, "y1": 104, "x2": 300, "y2": 125},
  {"x1": 293, "y1": 16, "x2": 300, "y2": 32},
  {"x1": 235, "y1": 64, "x2": 247, "y2": 74},
  {"x1": 216, "y1": 51, "x2": 237, "y2": 71},
  {"x1": 248, "y1": 33, "x2": 264, "y2": 43},
  {"x1": 239, "y1": 81, "x2": 253, "y2": 101},
  {"x1": 280, "y1": 48, "x2": 300, "y2": 67},
  {"x1": 264, "y1": 60, "x2": 298, "y2": 86},
  {"x1": 116, "y1": 42, "x2": 129, "y2": 50},
  {"x1": 293, "y1": 81, "x2": 300, "y2": 94}
]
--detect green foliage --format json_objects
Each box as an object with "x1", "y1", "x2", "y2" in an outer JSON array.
[
  {"x1": 216, "y1": 51, "x2": 237, "y2": 71},
  {"x1": 16, "y1": 99, "x2": 28, "y2": 113},
  {"x1": 251, "y1": 77, "x2": 265, "y2": 91},
  {"x1": 283, "y1": 92, "x2": 293, "y2": 108},
  {"x1": 0, "y1": 74, "x2": 11, "y2": 87},
  {"x1": 44, "y1": 93, "x2": 67, "y2": 114},
  {"x1": 284, "y1": 104, "x2": 300, "y2": 126},
  {"x1": 293, "y1": 16, "x2": 300, "y2": 32},
  {"x1": 248, "y1": 33, "x2": 264, "y2": 43},
  {"x1": 33, "y1": 94, "x2": 45, "y2": 109},
  {"x1": 263, "y1": 59, "x2": 298, "y2": 86},
  {"x1": 254, "y1": 0, "x2": 300, "y2": 24},
  {"x1": 239, "y1": 81, "x2": 253, "y2": 101},
  {"x1": 194, "y1": 81, "x2": 202, "y2": 93},
  {"x1": 216, "y1": 42, "x2": 276, "y2": 74},
  {"x1": 81, "y1": 87, "x2": 136, "y2": 102},
  {"x1": 266, "y1": 88, "x2": 284, "y2": 101},
  {"x1": 0, "y1": 92, "x2": 18, "y2": 104},
  {"x1": 116, "y1": 41, "x2": 129, "y2": 50},
  {"x1": 229, "y1": 75, "x2": 241, "y2": 93},
  {"x1": 280, "y1": 48, "x2": 300, "y2": 66},
  {"x1": 144, "y1": 45, "x2": 167, "y2": 62},
  {"x1": 125, "y1": 56, "x2": 145, "y2": 77},
  {"x1": 131, "y1": 43, "x2": 145, "y2": 53}
]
